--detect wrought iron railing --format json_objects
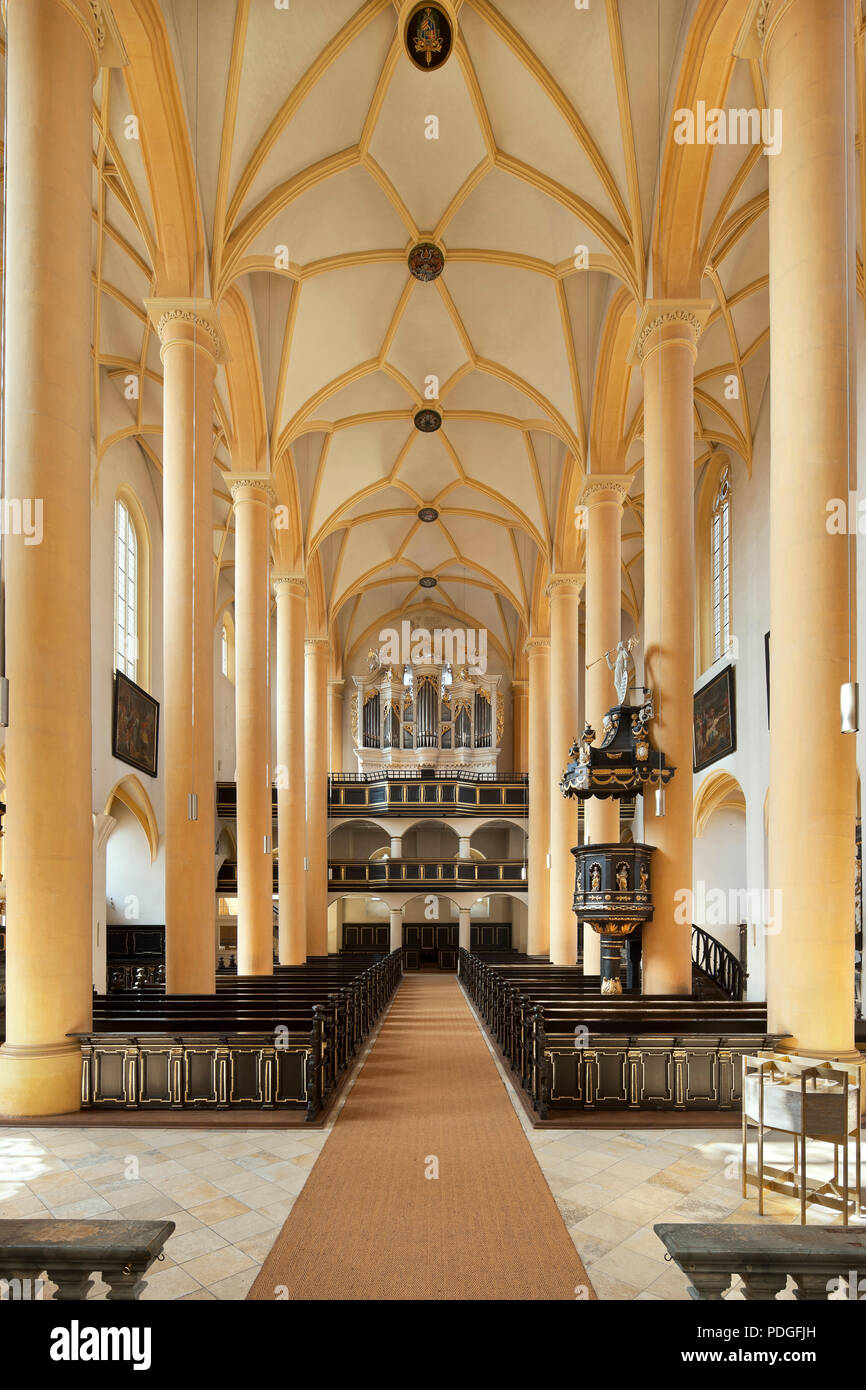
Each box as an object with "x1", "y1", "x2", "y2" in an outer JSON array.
[{"x1": 691, "y1": 924, "x2": 746, "y2": 1000}]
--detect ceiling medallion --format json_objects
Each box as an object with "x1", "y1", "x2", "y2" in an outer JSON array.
[
  {"x1": 414, "y1": 407, "x2": 442, "y2": 433},
  {"x1": 418, "y1": 507, "x2": 439, "y2": 523},
  {"x1": 419, "y1": 576, "x2": 438, "y2": 589},
  {"x1": 408, "y1": 241, "x2": 445, "y2": 283},
  {"x1": 404, "y1": 4, "x2": 455, "y2": 73}
]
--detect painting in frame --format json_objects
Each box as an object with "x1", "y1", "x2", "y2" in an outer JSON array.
[
  {"x1": 693, "y1": 665, "x2": 736, "y2": 773},
  {"x1": 112, "y1": 670, "x2": 159, "y2": 778}
]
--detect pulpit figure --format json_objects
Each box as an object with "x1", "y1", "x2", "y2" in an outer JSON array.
[
  {"x1": 639, "y1": 864, "x2": 649, "y2": 891},
  {"x1": 616, "y1": 863, "x2": 629, "y2": 891},
  {"x1": 590, "y1": 864, "x2": 601, "y2": 892},
  {"x1": 605, "y1": 636, "x2": 639, "y2": 705}
]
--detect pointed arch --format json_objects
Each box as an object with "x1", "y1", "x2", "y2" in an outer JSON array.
[
  {"x1": 103, "y1": 773, "x2": 160, "y2": 863},
  {"x1": 693, "y1": 769, "x2": 746, "y2": 839}
]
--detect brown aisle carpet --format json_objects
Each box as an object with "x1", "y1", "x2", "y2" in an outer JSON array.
[{"x1": 248, "y1": 973, "x2": 595, "y2": 1300}]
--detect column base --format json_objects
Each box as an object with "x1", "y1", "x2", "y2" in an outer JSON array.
[{"x1": 0, "y1": 1042, "x2": 83, "y2": 1117}]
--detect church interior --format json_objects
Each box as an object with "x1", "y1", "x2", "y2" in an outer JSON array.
[{"x1": 1, "y1": 0, "x2": 865, "y2": 1327}]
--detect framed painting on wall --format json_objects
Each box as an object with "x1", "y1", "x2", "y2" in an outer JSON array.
[
  {"x1": 112, "y1": 670, "x2": 159, "y2": 778},
  {"x1": 693, "y1": 665, "x2": 736, "y2": 772}
]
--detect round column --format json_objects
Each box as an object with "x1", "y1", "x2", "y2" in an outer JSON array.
[
  {"x1": 148, "y1": 299, "x2": 222, "y2": 995},
  {"x1": 389, "y1": 907, "x2": 403, "y2": 952},
  {"x1": 273, "y1": 575, "x2": 306, "y2": 964},
  {"x1": 525, "y1": 637, "x2": 551, "y2": 957},
  {"x1": 0, "y1": 0, "x2": 99, "y2": 1115},
  {"x1": 632, "y1": 302, "x2": 710, "y2": 995},
  {"x1": 547, "y1": 576, "x2": 584, "y2": 965},
  {"x1": 763, "y1": 0, "x2": 857, "y2": 1054},
  {"x1": 390, "y1": 836, "x2": 402, "y2": 860},
  {"x1": 581, "y1": 477, "x2": 629, "y2": 974},
  {"x1": 305, "y1": 637, "x2": 330, "y2": 957},
  {"x1": 328, "y1": 679, "x2": 344, "y2": 773},
  {"x1": 458, "y1": 836, "x2": 472, "y2": 861},
  {"x1": 458, "y1": 906, "x2": 472, "y2": 951},
  {"x1": 511, "y1": 680, "x2": 529, "y2": 773},
  {"x1": 230, "y1": 476, "x2": 275, "y2": 977}
]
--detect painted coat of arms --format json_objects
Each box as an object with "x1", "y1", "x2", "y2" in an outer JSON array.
[{"x1": 405, "y1": 4, "x2": 454, "y2": 72}]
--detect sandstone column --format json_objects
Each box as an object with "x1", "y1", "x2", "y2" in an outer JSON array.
[
  {"x1": 328, "y1": 679, "x2": 344, "y2": 773},
  {"x1": 230, "y1": 475, "x2": 275, "y2": 976},
  {"x1": 146, "y1": 296, "x2": 223, "y2": 995},
  {"x1": 547, "y1": 576, "x2": 584, "y2": 965},
  {"x1": 389, "y1": 906, "x2": 403, "y2": 952},
  {"x1": 525, "y1": 637, "x2": 551, "y2": 957},
  {"x1": 631, "y1": 301, "x2": 710, "y2": 994},
  {"x1": 458, "y1": 835, "x2": 472, "y2": 861},
  {"x1": 763, "y1": 0, "x2": 857, "y2": 1054},
  {"x1": 581, "y1": 477, "x2": 630, "y2": 974},
  {"x1": 389, "y1": 835, "x2": 403, "y2": 860},
  {"x1": 305, "y1": 637, "x2": 330, "y2": 956},
  {"x1": 274, "y1": 574, "x2": 307, "y2": 964},
  {"x1": 458, "y1": 906, "x2": 472, "y2": 952},
  {"x1": 511, "y1": 680, "x2": 529, "y2": 773},
  {"x1": 0, "y1": 0, "x2": 103, "y2": 1115}
]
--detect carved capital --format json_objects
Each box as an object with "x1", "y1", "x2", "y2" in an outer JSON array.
[
  {"x1": 272, "y1": 571, "x2": 306, "y2": 599},
  {"x1": 578, "y1": 474, "x2": 631, "y2": 510},
  {"x1": 227, "y1": 472, "x2": 278, "y2": 507},
  {"x1": 546, "y1": 572, "x2": 585, "y2": 600},
  {"x1": 628, "y1": 300, "x2": 713, "y2": 366},
  {"x1": 144, "y1": 298, "x2": 227, "y2": 364},
  {"x1": 305, "y1": 636, "x2": 330, "y2": 656},
  {"x1": 523, "y1": 636, "x2": 551, "y2": 656}
]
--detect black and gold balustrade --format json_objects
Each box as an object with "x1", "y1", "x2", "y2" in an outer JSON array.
[
  {"x1": 327, "y1": 772, "x2": 528, "y2": 817},
  {"x1": 328, "y1": 857, "x2": 528, "y2": 891}
]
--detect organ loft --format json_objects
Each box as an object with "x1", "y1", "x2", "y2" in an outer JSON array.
[{"x1": 0, "y1": 0, "x2": 863, "y2": 1341}]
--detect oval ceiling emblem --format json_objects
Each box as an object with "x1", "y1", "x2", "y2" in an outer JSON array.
[
  {"x1": 404, "y1": 4, "x2": 455, "y2": 73},
  {"x1": 414, "y1": 407, "x2": 442, "y2": 433}
]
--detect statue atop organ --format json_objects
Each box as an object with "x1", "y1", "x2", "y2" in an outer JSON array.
[{"x1": 352, "y1": 660, "x2": 503, "y2": 774}]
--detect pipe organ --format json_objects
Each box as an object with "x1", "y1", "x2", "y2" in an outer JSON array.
[{"x1": 352, "y1": 664, "x2": 503, "y2": 773}]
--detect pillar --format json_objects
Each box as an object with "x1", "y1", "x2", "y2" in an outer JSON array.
[
  {"x1": 146, "y1": 295, "x2": 224, "y2": 994},
  {"x1": 458, "y1": 836, "x2": 472, "y2": 861},
  {"x1": 230, "y1": 475, "x2": 275, "y2": 976},
  {"x1": 547, "y1": 576, "x2": 584, "y2": 965},
  {"x1": 458, "y1": 906, "x2": 472, "y2": 951},
  {"x1": 631, "y1": 301, "x2": 710, "y2": 994},
  {"x1": 390, "y1": 836, "x2": 402, "y2": 860},
  {"x1": 581, "y1": 476, "x2": 630, "y2": 974},
  {"x1": 511, "y1": 680, "x2": 529, "y2": 773},
  {"x1": 763, "y1": 0, "x2": 857, "y2": 1055},
  {"x1": 0, "y1": 0, "x2": 103, "y2": 1115},
  {"x1": 389, "y1": 907, "x2": 403, "y2": 952},
  {"x1": 525, "y1": 637, "x2": 551, "y2": 957},
  {"x1": 274, "y1": 575, "x2": 306, "y2": 964},
  {"x1": 328, "y1": 679, "x2": 344, "y2": 773},
  {"x1": 305, "y1": 637, "x2": 330, "y2": 956}
]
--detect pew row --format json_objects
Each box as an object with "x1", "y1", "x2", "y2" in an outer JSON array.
[
  {"x1": 72, "y1": 951, "x2": 402, "y2": 1120},
  {"x1": 458, "y1": 949, "x2": 780, "y2": 1118}
]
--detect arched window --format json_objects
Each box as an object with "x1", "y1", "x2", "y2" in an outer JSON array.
[
  {"x1": 221, "y1": 611, "x2": 235, "y2": 685},
  {"x1": 113, "y1": 488, "x2": 151, "y2": 690},
  {"x1": 710, "y1": 463, "x2": 732, "y2": 663},
  {"x1": 114, "y1": 497, "x2": 139, "y2": 680}
]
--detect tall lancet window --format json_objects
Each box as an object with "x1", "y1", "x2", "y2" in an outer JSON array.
[
  {"x1": 711, "y1": 462, "x2": 732, "y2": 663},
  {"x1": 114, "y1": 497, "x2": 139, "y2": 680}
]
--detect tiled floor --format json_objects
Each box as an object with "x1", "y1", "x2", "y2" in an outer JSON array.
[
  {"x1": 1, "y1": 985, "x2": 863, "y2": 1301},
  {"x1": 464, "y1": 987, "x2": 866, "y2": 1301}
]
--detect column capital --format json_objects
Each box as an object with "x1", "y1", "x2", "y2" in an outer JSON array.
[
  {"x1": 10, "y1": 0, "x2": 128, "y2": 74},
  {"x1": 328, "y1": 678, "x2": 345, "y2": 692},
  {"x1": 546, "y1": 572, "x2": 585, "y2": 600},
  {"x1": 304, "y1": 636, "x2": 330, "y2": 655},
  {"x1": 227, "y1": 472, "x2": 278, "y2": 507},
  {"x1": 524, "y1": 635, "x2": 551, "y2": 655},
  {"x1": 511, "y1": 679, "x2": 529, "y2": 694},
  {"x1": 144, "y1": 297, "x2": 228, "y2": 364},
  {"x1": 272, "y1": 571, "x2": 306, "y2": 597},
  {"x1": 578, "y1": 474, "x2": 631, "y2": 510},
  {"x1": 628, "y1": 299, "x2": 713, "y2": 366}
]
